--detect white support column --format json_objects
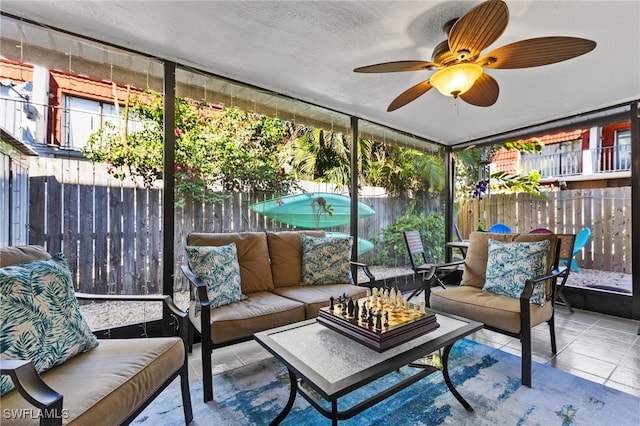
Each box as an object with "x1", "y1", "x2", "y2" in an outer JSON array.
[
  {"x1": 583, "y1": 126, "x2": 599, "y2": 175},
  {"x1": 31, "y1": 65, "x2": 50, "y2": 144}
]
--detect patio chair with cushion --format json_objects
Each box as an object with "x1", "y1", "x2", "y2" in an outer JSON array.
[
  {"x1": 429, "y1": 231, "x2": 566, "y2": 387},
  {"x1": 0, "y1": 245, "x2": 193, "y2": 425}
]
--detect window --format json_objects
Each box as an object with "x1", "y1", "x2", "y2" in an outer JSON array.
[
  {"x1": 0, "y1": 83, "x2": 37, "y2": 144},
  {"x1": 61, "y1": 95, "x2": 142, "y2": 149},
  {"x1": 615, "y1": 129, "x2": 631, "y2": 171}
]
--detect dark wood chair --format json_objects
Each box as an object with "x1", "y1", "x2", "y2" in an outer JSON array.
[
  {"x1": 554, "y1": 233, "x2": 577, "y2": 313},
  {"x1": 403, "y1": 230, "x2": 463, "y2": 302},
  {"x1": 529, "y1": 230, "x2": 576, "y2": 312}
]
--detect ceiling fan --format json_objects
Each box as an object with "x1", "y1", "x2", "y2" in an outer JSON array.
[{"x1": 354, "y1": 0, "x2": 596, "y2": 111}]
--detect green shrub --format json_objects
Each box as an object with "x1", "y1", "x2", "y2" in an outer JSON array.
[{"x1": 373, "y1": 202, "x2": 445, "y2": 267}]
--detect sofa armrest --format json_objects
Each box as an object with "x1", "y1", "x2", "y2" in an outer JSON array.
[
  {"x1": 179, "y1": 265, "x2": 209, "y2": 309},
  {"x1": 0, "y1": 360, "x2": 64, "y2": 426},
  {"x1": 350, "y1": 261, "x2": 375, "y2": 285},
  {"x1": 180, "y1": 264, "x2": 212, "y2": 340}
]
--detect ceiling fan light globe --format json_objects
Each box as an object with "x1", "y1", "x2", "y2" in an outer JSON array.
[{"x1": 430, "y1": 63, "x2": 483, "y2": 97}]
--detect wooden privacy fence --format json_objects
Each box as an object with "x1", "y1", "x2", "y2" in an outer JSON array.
[
  {"x1": 23, "y1": 157, "x2": 631, "y2": 296},
  {"x1": 25, "y1": 157, "x2": 432, "y2": 294},
  {"x1": 458, "y1": 188, "x2": 633, "y2": 273}
]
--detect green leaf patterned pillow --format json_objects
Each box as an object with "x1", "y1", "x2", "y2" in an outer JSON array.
[
  {"x1": 0, "y1": 253, "x2": 99, "y2": 396},
  {"x1": 185, "y1": 243, "x2": 245, "y2": 313},
  {"x1": 1, "y1": 266, "x2": 47, "y2": 395},
  {"x1": 300, "y1": 235, "x2": 354, "y2": 285},
  {"x1": 29, "y1": 254, "x2": 99, "y2": 368},
  {"x1": 482, "y1": 239, "x2": 550, "y2": 305}
]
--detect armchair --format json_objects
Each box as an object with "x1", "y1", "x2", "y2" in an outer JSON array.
[
  {"x1": 0, "y1": 245, "x2": 193, "y2": 425},
  {"x1": 429, "y1": 232, "x2": 565, "y2": 388}
]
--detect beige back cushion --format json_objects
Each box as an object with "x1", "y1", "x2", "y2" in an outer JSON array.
[
  {"x1": 187, "y1": 232, "x2": 273, "y2": 294},
  {"x1": 267, "y1": 231, "x2": 325, "y2": 288},
  {"x1": 0, "y1": 245, "x2": 51, "y2": 267},
  {"x1": 462, "y1": 232, "x2": 558, "y2": 297}
]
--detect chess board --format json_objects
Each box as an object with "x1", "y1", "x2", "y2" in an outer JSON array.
[{"x1": 317, "y1": 295, "x2": 439, "y2": 352}]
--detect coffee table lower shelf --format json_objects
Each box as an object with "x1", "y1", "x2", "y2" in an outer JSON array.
[{"x1": 274, "y1": 343, "x2": 470, "y2": 425}]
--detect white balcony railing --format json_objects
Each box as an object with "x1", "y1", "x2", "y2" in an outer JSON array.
[
  {"x1": 521, "y1": 144, "x2": 631, "y2": 178},
  {"x1": 591, "y1": 145, "x2": 631, "y2": 173},
  {"x1": 521, "y1": 150, "x2": 582, "y2": 178}
]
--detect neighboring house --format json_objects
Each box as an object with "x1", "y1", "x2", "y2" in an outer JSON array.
[
  {"x1": 492, "y1": 124, "x2": 631, "y2": 190},
  {"x1": 3, "y1": 56, "x2": 633, "y2": 192},
  {"x1": 0, "y1": 58, "x2": 146, "y2": 246},
  {"x1": 1, "y1": 58, "x2": 144, "y2": 154}
]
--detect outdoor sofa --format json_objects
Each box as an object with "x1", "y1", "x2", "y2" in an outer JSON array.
[
  {"x1": 182, "y1": 230, "x2": 374, "y2": 402},
  {"x1": 0, "y1": 245, "x2": 193, "y2": 425}
]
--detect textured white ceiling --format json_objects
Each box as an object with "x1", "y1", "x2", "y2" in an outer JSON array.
[{"x1": 2, "y1": 1, "x2": 639, "y2": 147}]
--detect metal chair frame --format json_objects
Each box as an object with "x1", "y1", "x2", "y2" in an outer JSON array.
[{"x1": 403, "y1": 230, "x2": 463, "y2": 302}]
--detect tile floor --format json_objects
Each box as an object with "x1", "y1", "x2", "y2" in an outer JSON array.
[{"x1": 182, "y1": 306, "x2": 640, "y2": 398}]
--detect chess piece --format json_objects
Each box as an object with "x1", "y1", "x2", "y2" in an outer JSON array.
[
  {"x1": 347, "y1": 298, "x2": 354, "y2": 318},
  {"x1": 367, "y1": 308, "x2": 374, "y2": 327},
  {"x1": 329, "y1": 296, "x2": 334, "y2": 311},
  {"x1": 384, "y1": 311, "x2": 389, "y2": 327},
  {"x1": 420, "y1": 301, "x2": 426, "y2": 314},
  {"x1": 354, "y1": 300, "x2": 359, "y2": 319},
  {"x1": 375, "y1": 311, "x2": 382, "y2": 331},
  {"x1": 361, "y1": 302, "x2": 368, "y2": 321}
]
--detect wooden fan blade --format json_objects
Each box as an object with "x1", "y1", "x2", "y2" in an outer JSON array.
[
  {"x1": 387, "y1": 80, "x2": 433, "y2": 111},
  {"x1": 354, "y1": 60, "x2": 438, "y2": 73},
  {"x1": 460, "y1": 73, "x2": 499, "y2": 107},
  {"x1": 477, "y1": 37, "x2": 596, "y2": 69},
  {"x1": 448, "y1": 0, "x2": 509, "y2": 60}
]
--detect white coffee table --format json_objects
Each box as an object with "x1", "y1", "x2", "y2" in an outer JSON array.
[{"x1": 254, "y1": 309, "x2": 482, "y2": 425}]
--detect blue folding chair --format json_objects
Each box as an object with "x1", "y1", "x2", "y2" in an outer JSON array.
[
  {"x1": 489, "y1": 223, "x2": 512, "y2": 233},
  {"x1": 563, "y1": 227, "x2": 591, "y2": 273}
]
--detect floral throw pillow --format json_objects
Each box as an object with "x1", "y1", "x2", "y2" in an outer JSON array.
[
  {"x1": 482, "y1": 239, "x2": 550, "y2": 305},
  {"x1": 0, "y1": 253, "x2": 99, "y2": 396},
  {"x1": 185, "y1": 243, "x2": 245, "y2": 314},
  {"x1": 300, "y1": 235, "x2": 354, "y2": 285}
]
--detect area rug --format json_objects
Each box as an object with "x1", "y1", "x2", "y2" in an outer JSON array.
[{"x1": 133, "y1": 339, "x2": 639, "y2": 425}]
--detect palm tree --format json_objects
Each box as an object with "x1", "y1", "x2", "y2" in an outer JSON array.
[{"x1": 284, "y1": 128, "x2": 372, "y2": 193}]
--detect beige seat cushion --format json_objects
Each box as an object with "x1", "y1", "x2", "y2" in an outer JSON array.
[
  {"x1": 273, "y1": 284, "x2": 369, "y2": 318},
  {"x1": 1, "y1": 338, "x2": 184, "y2": 426},
  {"x1": 0, "y1": 245, "x2": 51, "y2": 267},
  {"x1": 189, "y1": 291, "x2": 305, "y2": 344},
  {"x1": 187, "y1": 232, "x2": 274, "y2": 293},
  {"x1": 461, "y1": 232, "x2": 557, "y2": 299},
  {"x1": 430, "y1": 286, "x2": 553, "y2": 333},
  {"x1": 267, "y1": 231, "x2": 325, "y2": 288}
]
